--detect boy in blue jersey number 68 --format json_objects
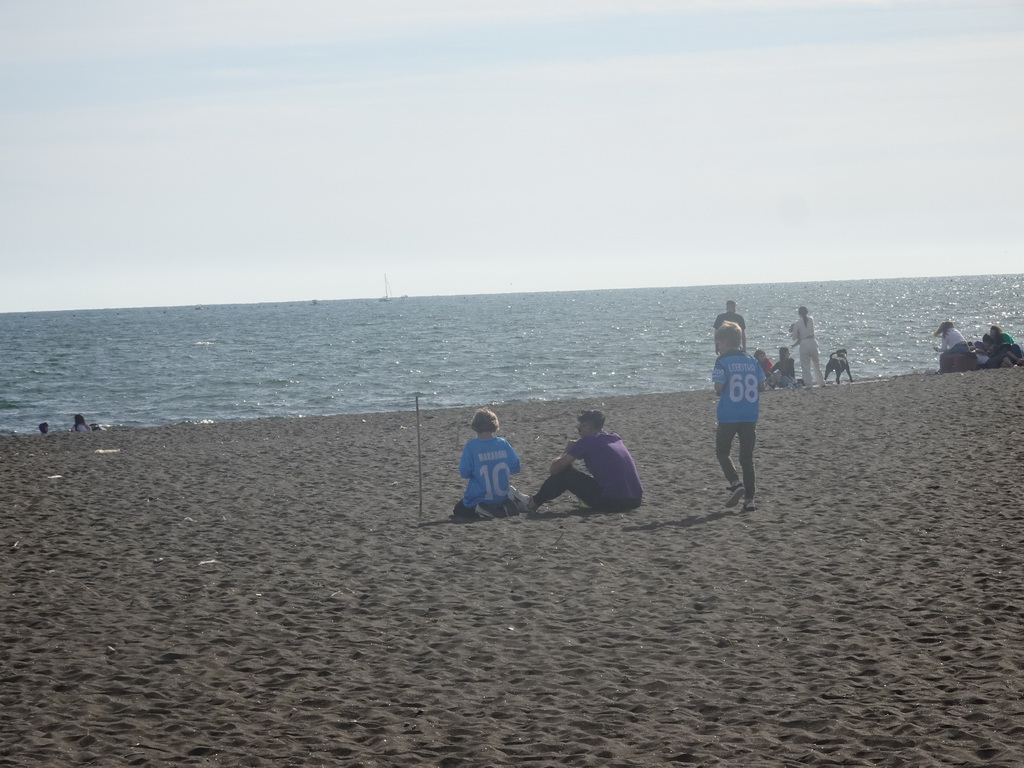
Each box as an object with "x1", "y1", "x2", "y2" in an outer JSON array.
[
  {"x1": 712, "y1": 322, "x2": 765, "y2": 513},
  {"x1": 451, "y1": 408, "x2": 529, "y2": 521}
]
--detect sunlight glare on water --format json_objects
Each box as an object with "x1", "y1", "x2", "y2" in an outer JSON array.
[{"x1": 1, "y1": 275, "x2": 1021, "y2": 434}]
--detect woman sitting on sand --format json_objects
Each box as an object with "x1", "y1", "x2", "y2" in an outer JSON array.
[
  {"x1": 933, "y1": 321, "x2": 971, "y2": 358},
  {"x1": 71, "y1": 414, "x2": 92, "y2": 432},
  {"x1": 982, "y1": 326, "x2": 1024, "y2": 368}
]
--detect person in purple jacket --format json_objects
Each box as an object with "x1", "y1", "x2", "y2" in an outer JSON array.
[{"x1": 527, "y1": 409, "x2": 643, "y2": 513}]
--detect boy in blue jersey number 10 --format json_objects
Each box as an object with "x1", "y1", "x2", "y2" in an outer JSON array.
[
  {"x1": 711, "y1": 322, "x2": 765, "y2": 513},
  {"x1": 451, "y1": 408, "x2": 531, "y2": 521}
]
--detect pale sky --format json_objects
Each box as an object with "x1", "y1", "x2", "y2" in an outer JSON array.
[{"x1": 1, "y1": 0, "x2": 1022, "y2": 312}]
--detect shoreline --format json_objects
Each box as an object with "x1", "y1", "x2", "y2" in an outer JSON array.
[
  {"x1": 4, "y1": 368, "x2": 1024, "y2": 765},
  {"x1": 1, "y1": 369, "x2": 935, "y2": 440}
]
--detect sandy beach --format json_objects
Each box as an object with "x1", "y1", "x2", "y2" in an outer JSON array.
[{"x1": 3, "y1": 369, "x2": 1024, "y2": 767}]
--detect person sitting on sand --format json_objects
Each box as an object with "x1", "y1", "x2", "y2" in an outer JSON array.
[
  {"x1": 451, "y1": 408, "x2": 528, "y2": 521},
  {"x1": 770, "y1": 347, "x2": 797, "y2": 389},
  {"x1": 525, "y1": 409, "x2": 643, "y2": 514},
  {"x1": 933, "y1": 321, "x2": 971, "y2": 359},
  {"x1": 753, "y1": 349, "x2": 773, "y2": 379},
  {"x1": 983, "y1": 325, "x2": 1024, "y2": 368},
  {"x1": 989, "y1": 325, "x2": 1018, "y2": 349},
  {"x1": 71, "y1": 414, "x2": 92, "y2": 432}
]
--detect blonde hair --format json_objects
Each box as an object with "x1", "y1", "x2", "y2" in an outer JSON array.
[{"x1": 715, "y1": 321, "x2": 743, "y2": 349}]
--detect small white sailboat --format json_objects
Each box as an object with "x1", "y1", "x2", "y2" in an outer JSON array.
[{"x1": 380, "y1": 274, "x2": 393, "y2": 302}]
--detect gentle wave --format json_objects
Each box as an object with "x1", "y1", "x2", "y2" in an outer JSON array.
[{"x1": 1, "y1": 274, "x2": 1022, "y2": 435}]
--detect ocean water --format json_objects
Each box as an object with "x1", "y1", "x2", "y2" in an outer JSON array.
[{"x1": 1, "y1": 274, "x2": 1022, "y2": 435}]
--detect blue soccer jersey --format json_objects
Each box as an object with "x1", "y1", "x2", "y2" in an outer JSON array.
[
  {"x1": 459, "y1": 436, "x2": 521, "y2": 507},
  {"x1": 712, "y1": 351, "x2": 766, "y2": 423}
]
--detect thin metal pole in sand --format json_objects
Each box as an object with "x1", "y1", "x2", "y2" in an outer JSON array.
[{"x1": 415, "y1": 395, "x2": 423, "y2": 520}]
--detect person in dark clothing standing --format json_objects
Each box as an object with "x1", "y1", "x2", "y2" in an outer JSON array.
[{"x1": 713, "y1": 300, "x2": 746, "y2": 353}]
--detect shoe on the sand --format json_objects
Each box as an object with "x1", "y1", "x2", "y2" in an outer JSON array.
[
  {"x1": 725, "y1": 482, "x2": 745, "y2": 509},
  {"x1": 499, "y1": 499, "x2": 521, "y2": 517},
  {"x1": 507, "y1": 487, "x2": 539, "y2": 514},
  {"x1": 741, "y1": 498, "x2": 756, "y2": 513},
  {"x1": 506, "y1": 486, "x2": 532, "y2": 515}
]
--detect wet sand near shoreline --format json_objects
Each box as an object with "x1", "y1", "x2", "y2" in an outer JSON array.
[{"x1": 3, "y1": 369, "x2": 1024, "y2": 766}]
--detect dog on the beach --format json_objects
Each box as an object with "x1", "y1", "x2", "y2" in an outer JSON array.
[{"x1": 824, "y1": 349, "x2": 853, "y2": 385}]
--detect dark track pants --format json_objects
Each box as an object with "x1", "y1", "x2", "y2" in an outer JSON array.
[
  {"x1": 533, "y1": 466, "x2": 642, "y2": 513},
  {"x1": 716, "y1": 421, "x2": 756, "y2": 498}
]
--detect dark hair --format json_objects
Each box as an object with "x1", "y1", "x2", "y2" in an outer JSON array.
[
  {"x1": 933, "y1": 321, "x2": 954, "y2": 338},
  {"x1": 991, "y1": 325, "x2": 1003, "y2": 337},
  {"x1": 470, "y1": 408, "x2": 499, "y2": 433},
  {"x1": 778, "y1": 346, "x2": 790, "y2": 358},
  {"x1": 73, "y1": 414, "x2": 87, "y2": 427},
  {"x1": 579, "y1": 409, "x2": 605, "y2": 431}
]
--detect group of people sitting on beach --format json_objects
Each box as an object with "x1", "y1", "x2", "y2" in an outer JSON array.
[
  {"x1": 753, "y1": 347, "x2": 799, "y2": 390},
  {"x1": 38, "y1": 414, "x2": 102, "y2": 434},
  {"x1": 933, "y1": 322, "x2": 1024, "y2": 369},
  {"x1": 451, "y1": 406, "x2": 645, "y2": 522}
]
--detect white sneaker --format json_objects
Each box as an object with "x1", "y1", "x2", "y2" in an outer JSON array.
[
  {"x1": 507, "y1": 486, "x2": 533, "y2": 515},
  {"x1": 725, "y1": 482, "x2": 744, "y2": 509}
]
